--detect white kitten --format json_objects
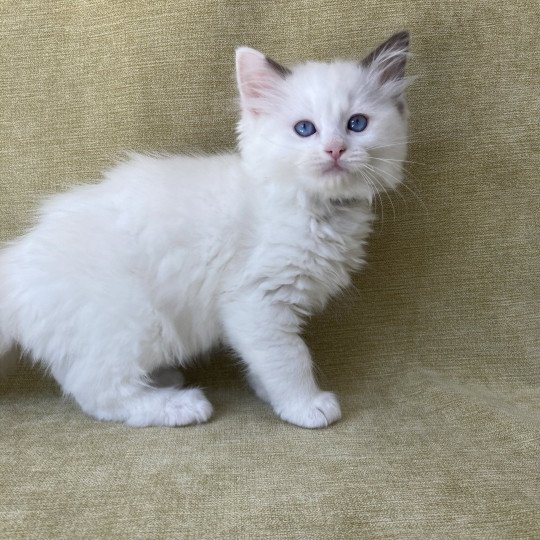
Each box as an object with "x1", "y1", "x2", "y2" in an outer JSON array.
[{"x1": 0, "y1": 32, "x2": 410, "y2": 428}]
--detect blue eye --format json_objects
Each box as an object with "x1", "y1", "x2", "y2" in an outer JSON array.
[
  {"x1": 347, "y1": 114, "x2": 368, "y2": 132},
  {"x1": 294, "y1": 120, "x2": 317, "y2": 137}
]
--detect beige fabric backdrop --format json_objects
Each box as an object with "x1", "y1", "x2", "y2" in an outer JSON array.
[{"x1": 1, "y1": 1, "x2": 539, "y2": 538}]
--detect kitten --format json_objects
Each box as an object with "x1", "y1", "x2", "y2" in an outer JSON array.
[{"x1": 0, "y1": 32, "x2": 410, "y2": 428}]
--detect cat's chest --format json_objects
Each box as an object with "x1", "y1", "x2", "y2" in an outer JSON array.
[
  {"x1": 251, "y1": 203, "x2": 373, "y2": 312},
  {"x1": 296, "y1": 206, "x2": 371, "y2": 276}
]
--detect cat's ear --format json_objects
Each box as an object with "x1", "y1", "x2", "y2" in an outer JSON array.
[
  {"x1": 235, "y1": 47, "x2": 291, "y2": 114},
  {"x1": 361, "y1": 31, "x2": 410, "y2": 85}
]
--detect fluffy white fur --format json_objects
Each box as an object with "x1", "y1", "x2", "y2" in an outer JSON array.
[{"x1": 0, "y1": 32, "x2": 410, "y2": 428}]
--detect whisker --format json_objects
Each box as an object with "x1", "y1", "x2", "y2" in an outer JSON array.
[
  {"x1": 367, "y1": 140, "x2": 412, "y2": 151},
  {"x1": 365, "y1": 163, "x2": 407, "y2": 207},
  {"x1": 366, "y1": 132, "x2": 434, "y2": 150},
  {"x1": 367, "y1": 163, "x2": 403, "y2": 186},
  {"x1": 359, "y1": 170, "x2": 384, "y2": 230},
  {"x1": 368, "y1": 163, "x2": 428, "y2": 214},
  {"x1": 398, "y1": 182, "x2": 429, "y2": 214},
  {"x1": 364, "y1": 166, "x2": 396, "y2": 221},
  {"x1": 369, "y1": 156, "x2": 426, "y2": 166}
]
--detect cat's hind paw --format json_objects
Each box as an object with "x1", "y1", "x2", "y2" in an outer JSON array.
[{"x1": 125, "y1": 388, "x2": 213, "y2": 427}]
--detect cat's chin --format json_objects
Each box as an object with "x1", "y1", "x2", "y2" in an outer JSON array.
[
  {"x1": 315, "y1": 166, "x2": 351, "y2": 185},
  {"x1": 321, "y1": 162, "x2": 347, "y2": 175},
  {"x1": 307, "y1": 168, "x2": 374, "y2": 202},
  {"x1": 306, "y1": 171, "x2": 358, "y2": 200}
]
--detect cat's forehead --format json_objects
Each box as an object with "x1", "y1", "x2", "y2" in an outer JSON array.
[{"x1": 284, "y1": 61, "x2": 373, "y2": 114}]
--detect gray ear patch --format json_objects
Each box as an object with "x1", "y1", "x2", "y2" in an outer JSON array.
[
  {"x1": 265, "y1": 56, "x2": 292, "y2": 78},
  {"x1": 361, "y1": 30, "x2": 410, "y2": 84}
]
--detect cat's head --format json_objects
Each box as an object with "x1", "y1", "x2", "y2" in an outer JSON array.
[{"x1": 236, "y1": 32, "x2": 411, "y2": 201}]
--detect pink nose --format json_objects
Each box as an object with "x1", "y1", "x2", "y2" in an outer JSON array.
[{"x1": 325, "y1": 145, "x2": 346, "y2": 161}]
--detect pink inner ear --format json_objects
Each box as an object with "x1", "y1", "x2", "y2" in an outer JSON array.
[
  {"x1": 236, "y1": 49, "x2": 283, "y2": 113},
  {"x1": 241, "y1": 69, "x2": 277, "y2": 99}
]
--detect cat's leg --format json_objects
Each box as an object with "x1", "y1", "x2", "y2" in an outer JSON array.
[
  {"x1": 57, "y1": 359, "x2": 212, "y2": 427},
  {"x1": 245, "y1": 370, "x2": 271, "y2": 404},
  {"x1": 21, "y1": 291, "x2": 213, "y2": 426},
  {"x1": 149, "y1": 366, "x2": 185, "y2": 388},
  {"x1": 222, "y1": 299, "x2": 341, "y2": 428}
]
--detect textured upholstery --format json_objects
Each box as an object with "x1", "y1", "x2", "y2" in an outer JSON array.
[{"x1": 1, "y1": 1, "x2": 538, "y2": 538}]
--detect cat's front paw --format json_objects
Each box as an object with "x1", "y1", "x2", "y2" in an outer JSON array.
[{"x1": 276, "y1": 391, "x2": 341, "y2": 428}]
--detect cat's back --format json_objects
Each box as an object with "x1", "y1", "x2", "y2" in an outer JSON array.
[
  {"x1": 1, "y1": 151, "x2": 246, "y2": 285},
  {"x1": 15, "y1": 151, "x2": 243, "y2": 243},
  {"x1": 107, "y1": 151, "x2": 242, "y2": 195},
  {"x1": 101, "y1": 151, "x2": 247, "y2": 245},
  {"x1": 72, "y1": 151, "x2": 243, "y2": 221}
]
